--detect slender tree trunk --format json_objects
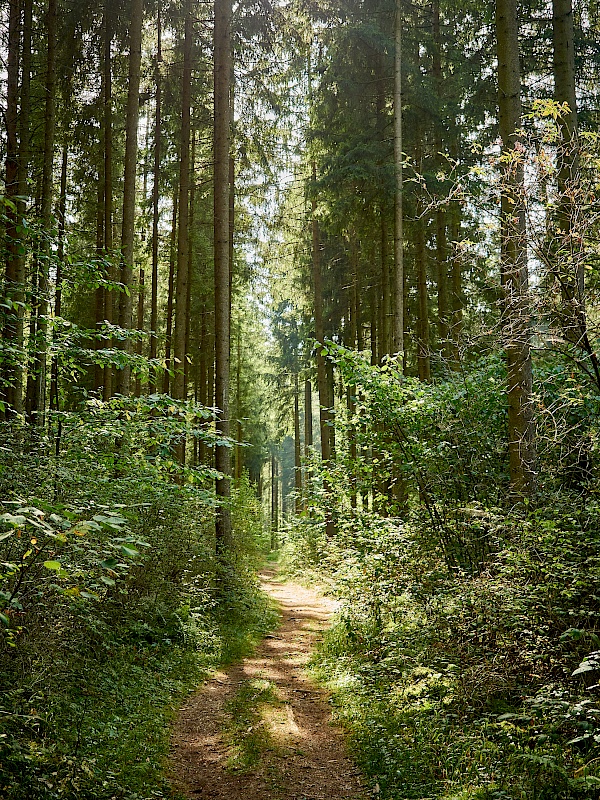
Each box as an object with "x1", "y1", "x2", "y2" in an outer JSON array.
[
  {"x1": 134, "y1": 268, "x2": 144, "y2": 396},
  {"x1": 2, "y1": 0, "x2": 22, "y2": 418},
  {"x1": 496, "y1": 0, "x2": 535, "y2": 495},
  {"x1": 304, "y1": 377, "x2": 313, "y2": 455},
  {"x1": 149, "y1": 8, "x2": 162, "y2": 394},
  {"x1": 393, "y1": 0, "x2": 404, "y2": 359},
  {"x1": 102, "y1": 5, "x2": 114, "y2": 400},
  {"x1": 115, "y1": 0, "x2": 144, "y2": 396},
  {"x1": 271, "y1": 451, "x2": 278, "y2": 549},
  {"x1": 294, "y1": 373, "x2": 302, "y2": 513},
  {"x1": 173, "y1": 0, "x2": 193, "y2": 405},
  {"x1": 29, "y1": 0, "x2": 57, "y2": 425},
  {"x1": 163, "y1": 191, "x2": 177, "y2": 394},
  {"x1": 450, "y1": 203, "x2": 463, "y2": 364},
  {"x1": 50, "y1": 142, "x2": 68, "y2": 413},
  {"x1": 552, "y1": 0, "x2": 586, "y2": 349},
  {"x1": 13, "y1": 0, "x2": 33, "y2": 418},
  {"x1": 311, "y1": 163, "x2": 331, "y2": 464},
  {"x1": 235, "y1": 325, "x2": 243, "y2": 479},
  {"x1": 432, "y1": 0, "x2": 450, "y2": 362},
  {"x1": 414, "y1": 121, "x2": 430, "y2": 381},
  {"x1": 184, "y1": 129, "x2": 196, "y2": 399},
  {"x1": 214, "y1": 0, "x2": 233, "y2": 552},
  {"x1": 198, "y1": 303, "x2": 208, "y2": 463}
]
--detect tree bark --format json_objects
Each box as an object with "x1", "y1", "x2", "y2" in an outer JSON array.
[
  {"x1": 163, "y1": 191, "x2": 177, "y2": 395},
  {"x1": 173, "y1": 0, "x2": 193, "y2": 405},
  {"x1": 149, "y1": 7, "x2": 162, "y2": 395},
  {"x1": 393, "y1": 0, "x2": 404, "y2": 359},
  {"x1": 311, "y1": 163, "x2": 331, "y2": 464},
  {"x1": 294, "y1": 373, "x2": 302, "y2": 513},
  {"x1": 102, "y1": 4, "x2": 114, "y2": 400},
  {"x1": 214, "y1": 0, "x2": 233, "y2": 552},
  {"x1": 28, "y1": 0, "x2": 57, "y2": 425},
  {"x1": 496, "y1": 0, "x2": 535, "y2": 495},
  {"x1": 2, "y1": 0, "x2": 23, "y2": 418},
  {"x1": 115, "y1": 0, "x2": 144, "y2": 396}
]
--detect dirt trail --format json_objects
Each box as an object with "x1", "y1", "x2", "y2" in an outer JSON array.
[{"x1": 170, "y1": 568, "x2": 366, "y2": 800}]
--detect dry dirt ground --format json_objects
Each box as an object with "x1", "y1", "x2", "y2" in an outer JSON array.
[{"x1": 170, "y1": 568, "x2": 366, "y2": 800}]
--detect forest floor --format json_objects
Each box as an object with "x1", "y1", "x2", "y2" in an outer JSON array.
[{"x1": 170, "y1": 567, "x2": 366, "y2": 800}]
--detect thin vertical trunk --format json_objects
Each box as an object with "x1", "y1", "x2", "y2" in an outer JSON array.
[
  {"x1": 271, "y1": 452, "x2": 278, "y2": 549},
  {"x1": 162, "y1": 191, "x2": 177, "y2": 394},
  {"x1": 393, "y1": 0, "x2": 404, "y2": 359},
  {"x1": 380, "y1": 211, "x2": 390, "y2": 360},
  {"x1": 2, "y1": 0, "x2": 22, "y2": 418},
  {"x1": 214, "y1": 0, "x2": 233, "y2": 552},
  {"x1": 414, "y1": 122, "x2": 431, "y2": 381},
  {"x1": 149, "y1": 6, "x2": 162, "y2": 394},
  {"x1": 102, "y1": 5, "x2": 114, "y2": 401},
  {"x1": 311, "y1": 162, "x2": 331, "y2": 464},
  {"x1": 115, "y1": 0, "x2": 144, "y2": 396},
  {"x1": 134, "y1": 268, "x2": 144, "y2": 396},
  {"x1": 496, "y1": 0, "x2": 535, "y2": 495},
  {"x1": 235, "y1": 325, "x2": 243, "y2": 480},
  {"x1": 28, "y1": 0, "x2": 57, "y2": 425},
  {"x1": 304, "y1": 378, "x2": 313, "y2": 455},
  {"x1": 173, "y1": 0, "x2": 193, "y2": 405},
  {"x1": 294, "y1": 373, "x2": 302, "y2": 513},
  {"x1": 198, "y1": 304, "x2": 208, "y2": 464},
  {"x1": 370, "y1": 275, "x2": 378, "y2": 365},
  {"x1": 552, "y1": 0, "x2": 589, "y2": 358},
  {"x1": 184, "y1": 129, "x2": 196, "y2": 397},
  {"x1": 13, "y1": 0, "x2": 33, "y2": 417},
  {"x1": 50, "y1": 142, "x2": 68, "y2": 413},
  {"x1": 432, "y1": 0, "x2": 450, "y2": 361}
]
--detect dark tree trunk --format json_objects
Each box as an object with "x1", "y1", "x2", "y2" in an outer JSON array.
[
  {"x1": 496, "y1": 0, "x2": 535, "y2": 495},
  {"x1": 149, "y1": 7, "x2": 162, "y2": 394},
  {"x1": 173, "y1": 0, "x2": 193, "y2": 406},
  {"x1": 214, "y1": 0, "x2": 233, "y2": 552},
  {"x1": 115, "y1": 0, "x2": 144, "y2": 396}
]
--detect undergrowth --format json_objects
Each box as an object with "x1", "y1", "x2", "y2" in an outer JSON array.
[{"x1": 0, "y1": 409, "x2": 277, "y2": 800}]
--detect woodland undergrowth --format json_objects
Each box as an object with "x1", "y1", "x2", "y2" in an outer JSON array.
[
  {"x1": 0, "y1": 400, "x2": 276, "y2": 800},
  {"x1": 284, "y1": 347, "x2": 600, "y2": 800}
]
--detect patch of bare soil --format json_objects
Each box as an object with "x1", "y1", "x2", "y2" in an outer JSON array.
[{"x1": 170, "y1": 568, "x2": 366, "y2": 800}]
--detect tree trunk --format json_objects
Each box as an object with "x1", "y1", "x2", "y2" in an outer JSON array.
[
  {"x1": 115, "y1": 0, "x2": 144, "y2": 396},
  {"x1": 432, "y1": 0, "x2": 450, "y2": 362},
  {"x1": 393, "y1": 0, "x2": 404, "y2": 359},
  {"x1": 414, "y1": 122, "x2": 430, "y2": 381},
  {"x1": 311, "y1": 162, "x2": 331, "y2": 464},
  {"x1": 271, "y1": 452, "x2": 278, "y2": 549},
  {"x1": 163, "y1": 191, "x2": 177, "y2": 395},
  {"x1": 102, "y1": 4, "x2": 114, "y2": 400},
  {"x1": 214, "y1": 0, "x2": 233, "y2": 552},
  {"x1": 13, "y1": 0, "x2": 33, "y2": 418},
  {"x1": 173, "y1": 0, "x2": 193, "y2": 405},
  {"x1": 50, "y1": 141, "x2": 68, "y2": 412},
  {"x1": 134, "y1": 268, "x2": 144, "y2": 396},
  {"x1": 294, "y1": 373, "x2": 302, "y2": 513},
  {"x1": 29, "y1": 0, "x2": 57, "y2": 425},
  {"x1": 496, "y1": 0, "x2": 535, "y2": 495},
  {"x1": 2, "y1": 0, "x2": 23, "y2": 418},
  {"x1": 149, "y1": 7, "x2": 162, "y2": 394}
]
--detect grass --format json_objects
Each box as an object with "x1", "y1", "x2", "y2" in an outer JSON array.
[
  {"x1": 223, "y1": 677, "x2": 282, "y2": 771},
  {"x1": 0, "y1": 581, "x2": 280, "y2": 800},
  {"x1": 311, "y1": 617, "x2": 600, "y2": 800}
]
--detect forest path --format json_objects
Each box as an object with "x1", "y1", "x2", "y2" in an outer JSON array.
[{"x1": 170, "y1": 568, "x2": 366, "y2": 800}]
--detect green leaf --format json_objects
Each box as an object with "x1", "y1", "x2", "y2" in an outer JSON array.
[
  {"x1": 100, "y1": 576, "x2": 116, "y2": 587},
  {"x1": 0, "y1": 612, "x2": 9, "y2": 626},
  {"x1": 43, "y1": 560, "x2": 62, "y2": 571},
  {"x1": 100, "y1": 558, "x2": 118, "y2": 570},
  {"x1": 119, "y1": 545, "x2": 139, "y2": 558}
]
